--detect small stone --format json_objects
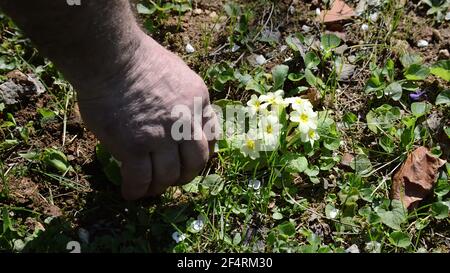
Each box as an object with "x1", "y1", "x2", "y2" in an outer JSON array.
[
  {"x1": 255, "y1": 55, "x2": 267, "y2": 66},
  {"x1": 315, "y1": 8, "x2": 321, "y2": 16},
  {"x1": 369, "y1": 12, "x2": 379, "y2": 22},
  {"x1": 417, "y1": 39, "x2": 429, "y2": 48},
  {"x1": 445, "y1": 12, "x2": 450, "y2": 21},
  {"x1": 288, "y1": 5, "x2": 295, "y2": 15},
  {"x1": 346, "y1": 244, "x2": 360, "y2": 253},
  {"x1": 185, "y1": 43, "x2": 196, "y2": 54},
  {"x1": 361, "y1": 23, "x2": 369, "y2": 31},
  {"x1": 231, "y1": 44, "x2": 241, "y2": 53},
  {"x1": 439, "y1": 49, "x2": 450, "y2": 59},
  {"x1": 193, "y1": 8, "x2": 203, "y2": 15},
  {"x1": 209, "y1": 11, "x2": 218, "y2": 18},
  {"x1": 347, "y1": 55, "x2": 357, "y2": 64},
  {"x1": 302, "y1": 25, "x2": 312, "y2": 32}
]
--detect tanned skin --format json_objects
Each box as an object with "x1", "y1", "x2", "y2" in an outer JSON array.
[{"x1": 0, "y1": 0, "x2": 218, "y2": 200}]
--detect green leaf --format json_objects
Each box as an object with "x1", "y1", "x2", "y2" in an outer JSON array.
[
  {"x1": 281, "y1": 154, "x2": 308, "y2": 173},
  {"x1": 272, "y1": 212, "x2": 284, "y2": 220},
  {"x1": 376, "y1": 200, "x2": 407, "y2": 231},
  {"x1": 343, "y1": 112, "x2": 358, "y2": 127},
  {"x1": 304, "y1": 52, "x2": 320, "y2": 69},
  {"x1": 404, "y1": 64, "x2": 430, "y2": 81},
  {"x1": 400, "y1": 53, "x2": 423, "y2": 68},
  {"x1": 389, "y1": 231, "x2": 411, "y2": 248},
  {"x1": 384, "y1": 82, "x2": 403, "y2": 101},
  {"x1": 321, "y1": 34, "x2": 341, "y2": 51},
  {"x1": 379, "y1": 136, "x2": 395, "y2": 153},
  {"x1": 201, "y1": 174, "x2": 225, "y2": 196},
  {"x1": 350, "y1": 154, "x2": 373, "y2": 176},
  {"x1": 431, "y1": 202, "x2": 449, "y2": 219},
  {"x1": 182, "y1": 176, "x2": 202, "y2": 193},
  {"x1": 136, "y1": 3, "x2": 155, "y2": 14},
  {"x1": 277, "y1": 221, "x2": 296, "y2": 237},
  {"x1": 272, "y1": 64, "x2": 289, "y2": 91},
  {"x1": 288, "y1": 73, "x2": 305, "y2": 82},
  {"x1": 42, "y1": 148, "x2": 70, "y2": 174},
  {"x1": 411, "y1": 102, "x2": 430, "y2": 118},
  {"x1": 245, "y1": 79, "x2": 266, "y2": 94},
  {"x1": 37, "y1": 108, "x2": 57, "y2": 124},
  {"x1": 95, "y1": 144, "x2": 121, "y2": 185},
  {"x1": 435, "y1": 178, "x2": 449, "y2": 197},
  {"x1": 18, "y1": 151, "x2": 39, "y2": 161},
  {"x1": 430, "y1": 60, "x2": 450, "y2": 81},
  {"x1": 304, "y1": 165, "x2": 320, "y2": 177},
  {"x1": 436, "y1": 89, "x2": 450, "y2": 105},
  {"x1": 232, "y1": 233, "x2": 242, "y2": 245}
]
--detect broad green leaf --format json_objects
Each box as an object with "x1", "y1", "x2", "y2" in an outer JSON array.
[
  {"x1": 436, "y1": 89, "x2": 450, "y2": 105},
  {"x1": 42, "y1": 148, "x2": 70, "y2": 174},
  {"x1": 201, "y1": 174, "x2": 225, "y2": 196},
  {"x1": 272, "y1": 64, "x2": 289, "y2": 90},
  {"x1": 351, "y1": 154, "x2": 373, "y2": 176},
  {"x1": 384, "y1": 82, "x2": 403, "y2": 101},
  {"x1": 411, "y1": 102, "x2": 430, "y2": 118},
  {"x1": 431, "y1": 202, "x2": 449, "y2": 219},
  {"x1": 182, "y1": 176, "x2": 202, "y2": 193},
  {"x1": 304, "y1": 52, "x2": 320, "y2": 69},
  {"x1": 136, "y1": 3, "x2": 155, "y2": 14},
  {"x1": 280, "y1": 154, "x2": 308, "y2": 173},
  {"x1": 376, "y1": 200, "x2": 407, "y2": 230},
  {"x1": 400, "y1": 53, "x2": 423, "y2": 68},
  {"x1": 404, "y1": 64, "x2": 430, "y2": 81},
  {"x1": 389, "y1": 231, "x2": 411, "y2": 248},
  {"x1": 430, "y1": 60, "x2": 450, "y2": 81},
  {"x1": 288, "y1": 73, "x2": 305, "y2": 82},
  {"x1": 321, "y1": 34, "x2": 341, "y2": 51},
  {"x1": 278, "y1": 221, "x2": 296, "y2": 237},
  {"x1": 379, "y1": 136, "x2": 395, "y2": 153}
]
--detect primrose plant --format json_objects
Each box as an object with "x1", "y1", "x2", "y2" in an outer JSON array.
[{"x1": 221, "y1": 90, "x2": 319, "y2": 161}]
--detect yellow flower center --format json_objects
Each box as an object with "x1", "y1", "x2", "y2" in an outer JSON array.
[
  {"x1": 309, "y1": 130, "x2": 316, "y2": 138},
  {"x1": 246, "y1": 139, "x2": 256, "y2": 150},
  {"x1": 266, "y1": 124, "x2": 273, "y2": 134},
  {"x1": 300, "y1": 113, "x2": 309, "y2": 123}
]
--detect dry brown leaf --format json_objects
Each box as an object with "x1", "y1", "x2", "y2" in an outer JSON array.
[
  {"x1": 319, "y1": 0, "x2": 355, "y2": 23},
  {"x1": 391, "y1": 146, "x2": 447, "y2": 210}
]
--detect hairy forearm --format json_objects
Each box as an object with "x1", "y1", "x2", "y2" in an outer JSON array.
[{"x1": 0, "y1": 0, "x2": 155, "y2": 95}]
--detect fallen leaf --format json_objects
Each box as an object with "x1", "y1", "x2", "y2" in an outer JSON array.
[
  {"x1": 391, "y1": 147, "x2": 447, "y2": 209},
  {"x1": 302, "y1": 87, "x2": 321, "y2": 107},
  {"x1": 319, "y1": 0, "x2": 355, "y2": 24},
  {"x1": 340, "y1": 153, "x2": 355, "y2": 169}
]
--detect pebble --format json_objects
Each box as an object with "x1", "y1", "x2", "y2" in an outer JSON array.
[
  {"x1": 302, "y1": 25, "x2": 312, "y2": 32},
  {"x1": 345, "y1": 244, "x2": 360, "y2": 253},
  {"x1": 361, "y1": 23, "x2": 369, "y2": 32},
  {"x1": 439, "y1": 49, "x2": 450, "y2": 59},
  {"x1": 315, "y1": 8, "x2": 321, "y2": 16},
  {"x1": 231, "y1": 44, "x2": 241, "y2": 53},
  {"x1": 185, "y1": 43, "x2": 196, "y2": 54},
  {"x1": 209, "y1": 11, "x2": 218, "y2": 18},
  {"x1": 369, "y1": 12, "x2": 379, "y2": 22},
  {"x1": 446, "y1": 12, "x2": 450, "y2": 21},
  {"x1": 417, "y1": 39, "x2": 429, "y2": 48},
  {"x1": 193, "y1": 8, "x2": 203, "y2": 15},
  {"x1": 255, "y1": 55, "x2": 267, "y2": 66}
]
